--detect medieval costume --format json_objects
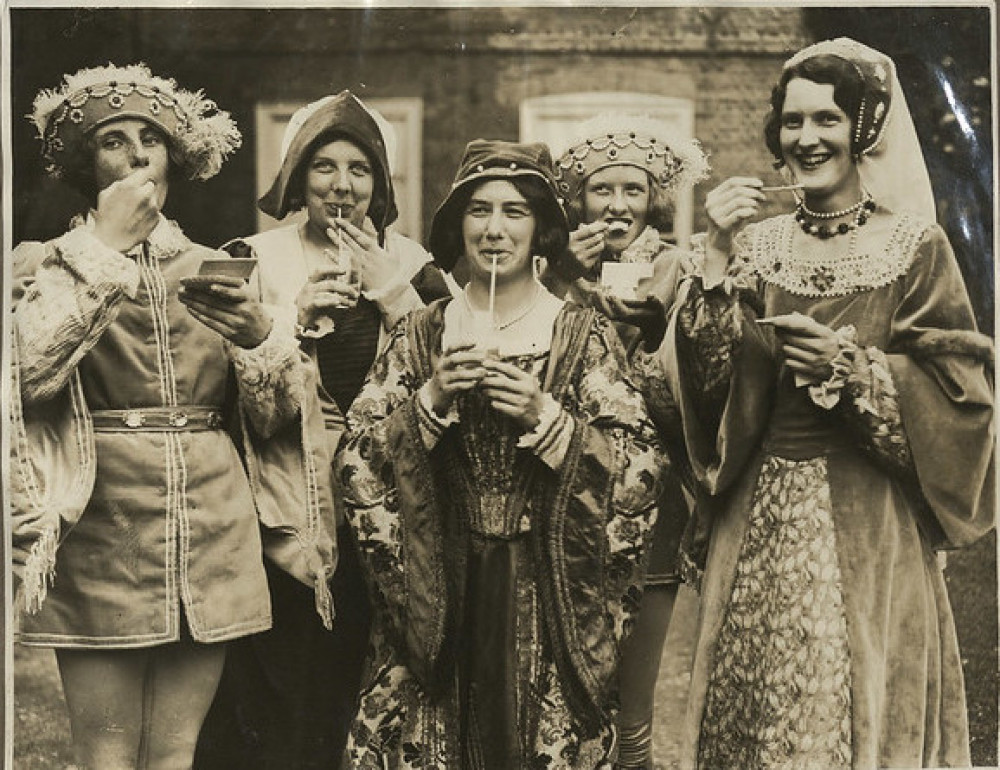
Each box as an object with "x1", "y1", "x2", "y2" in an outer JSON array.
[
  {"x1": 12, "y1": 64, "x2": 332, "y2": 649},
  {"x1": 664, "y1": 39, "x2": 995, "y2": 768},
  {"x1": 196, "y1": 91, "x2": 450, "y2": 770},
  {"x1": 336, "y1": 140, "x2": 665, "y2": 768}
]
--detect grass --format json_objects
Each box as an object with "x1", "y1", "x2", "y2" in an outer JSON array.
[{"x1": 11, "y1": 532, "x2": 998, "y2": 768}]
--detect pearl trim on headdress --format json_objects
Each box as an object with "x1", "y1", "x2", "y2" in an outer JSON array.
[
  {"x1": 552, "y1": 112, "x2": 710, "y2": 200},
  {"x1": 30, "y1": 63, "x2": 241, "y2": 181}
]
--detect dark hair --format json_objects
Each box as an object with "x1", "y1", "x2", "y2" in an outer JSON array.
[
  {"x1": 563, "y1": 168, "x2": 674, "y2": 232},
  {"x1": 66, "y1": 123, "x2": 183, "y2": 205},
  {"x1": 434, "y1": 175, "x2": 568, "y2": 262},
  {"x1": 763, "y1": 54, "x2": 866, "y2": 164},
  {"x1": 284, "y1": 130, "x2": 389, "y2": 225}
]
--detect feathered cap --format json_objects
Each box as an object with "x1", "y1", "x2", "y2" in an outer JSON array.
[
  {"x1": 429, "y1": 139, "x2": 568, "y2": 271},
  {"x1": 784, "y1": 37, "x2": 893, "y2": 156},
  {"x1": 553, "y1": 113, "x2": 710, "y2": 202},
  {"x1": 30, "y1": 63, "x2": 241, "y2": 182}
]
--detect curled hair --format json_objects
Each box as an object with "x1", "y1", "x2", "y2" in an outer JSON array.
[
  {"x1": 435, "y1": 175, "x2": 568, "y2": 262},
  {"x1": 763, "y1": 54, "x2": 866, "y2": 164},
  {"x1": 284, "y1": 130, "x2": 389, "y2": 226},
  {"x1": 564, "y1": 169, "x2": 673, "y2": 233}
]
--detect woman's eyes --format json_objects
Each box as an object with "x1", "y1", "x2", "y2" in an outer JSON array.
[
  {"x1": 781, "y1": 113, "x2": 843, "y2": 128},
  {"x1": 311, "y1": 161, "x2": 371, "y2": 177},
  {"x1": 465, "y1": 203, "x2": 531, "y2": 218}
]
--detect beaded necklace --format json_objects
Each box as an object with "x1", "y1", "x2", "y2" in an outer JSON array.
[{"x1": 795, "y1": 192, "x2": 876, "y2": 240}]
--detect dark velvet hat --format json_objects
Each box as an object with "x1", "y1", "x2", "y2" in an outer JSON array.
[{"x1": 428, "y1": 139, "x2": 568, "y2": 271}]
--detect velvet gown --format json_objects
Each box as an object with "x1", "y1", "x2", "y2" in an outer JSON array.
[{"x1": 664, "y1": 212, "x2": 994, "y2": 769}]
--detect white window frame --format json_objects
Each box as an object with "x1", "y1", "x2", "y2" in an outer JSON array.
[
  {"x1": 254, "y1": 98, "x2": 423, "y2": 240},
  {"x1": 520, "y1": 92, "x2": 698, "y2": 247}
]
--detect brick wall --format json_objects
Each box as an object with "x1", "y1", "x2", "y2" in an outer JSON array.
[{"x1": 11, "y1": 7, "x2": 811, "y2": 246}]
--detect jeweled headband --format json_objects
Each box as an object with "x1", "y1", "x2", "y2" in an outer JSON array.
[
  {"x1": 30, "y1": 63, "x2": 241, "y2": 181},
  {"x1": 553, "y1": 113, "x2": 710, "y2": 201}
]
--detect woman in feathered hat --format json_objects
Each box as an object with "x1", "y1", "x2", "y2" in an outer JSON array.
[
  {"x1": 548, "y1": 114, "x2": 710, "y2": 769},
  {"x1": 661, "y1": 39, "x2": 994, "y2": 767},
  {"x1": 196, "y1": 90, "x2": 451, "y2": 770},
  {"x1": 11, "y1": 63, "x2": 332, "y2": 769},
  {"x1": 333, "y1": 139, "x2": 665, "y2": 767}
]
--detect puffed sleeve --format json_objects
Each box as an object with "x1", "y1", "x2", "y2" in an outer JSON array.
[
  {"x1": 878, "y1": 224, "x2": 994, "y2": 547},
  {"x1": 14, "y1": 227, "x2": 140, "y2": 404}
]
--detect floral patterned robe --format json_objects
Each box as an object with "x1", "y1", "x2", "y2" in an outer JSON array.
[
  {"x1": 334, "y1": 295, "x2": 665, "y2": 768},
  {"x1": 663, "y1": 212, "x2": 994, "y2": 769}
]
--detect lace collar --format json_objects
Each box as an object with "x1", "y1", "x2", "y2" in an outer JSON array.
[
  {"x1": 736, "y1": 212, "x2": 929, "y2": 297},
  {"x1": 614, "y1": 225, "x2": 665, "y2": 264},
  {"x1": 75, "y1": 213, "x2": 192, "y2": 260}
]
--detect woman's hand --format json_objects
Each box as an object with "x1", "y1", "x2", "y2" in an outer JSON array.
[
  {"x1": 566, "y1": 221, "x2": 610, "y2": 274},
  {"x1": 295, "y1": 266, "x2": 361, "y2": 330},
  {"x1": 93, "y1": 168, "x2": 162, "y2": 253},
  {"x1": 328, "y1": 217, "x2": 399, "y2": 292},
  {"x1": 480, "y1": 359, "x2": 545, "y2": 432},
  {"x1": 764, "y1": 312, "x2": 841, "y2": 385},
  {"x1": 179, "y1": 276, "x2": 273, "y2": 348},
  {"x1": 703, "y1": 177, "x2": 765, "y2": 283},
  {"x1": 426, "y1": 342, "x2": 487, "y2": 416}
]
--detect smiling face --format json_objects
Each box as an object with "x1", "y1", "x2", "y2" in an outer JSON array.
[
  {"x1": 779, "y1": 78, "x2": 861, "y2": 209},
  {"x1": 582, "y1": 165, "x2": 651, "y2": 254},
  {"x1": 304, "y1": 138, "x2": 374, "y2": 231},
  {"x1": 91, "y1": 118, "x2": 170, "y2": 208},
  {"x1": 461, "y1": 179, "x2": 537, "y2": 282}
]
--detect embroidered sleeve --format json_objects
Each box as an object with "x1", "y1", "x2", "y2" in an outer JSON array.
[
  {"x1": 416, "y1": 381, "x2": 459, "y2": 448},
  {"x1": 516, "y1": 392, "x2": 573, "y2": 469},
  {"x1": 675, "y1": 277, "x2": 744, "y2": 433},
  {"x1": 575, "y1": 318, "x2": 666, "y2": 640},
  {"x1": 227, "y1": 318, "x2": 309, "y2": 439},
  {"x1": 336, "y1": 321, "x2": 423, "y2": 627},
  {"x1": 838, "y1": 345, "x2": 916, "y2": 479},
  {"x1": 14, "y1": 228, "x2": 141, "y2": 405}
]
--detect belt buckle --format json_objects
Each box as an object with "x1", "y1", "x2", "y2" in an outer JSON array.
[
  {"x1": 169, "y1": 412, "x2": 189, "y2": 428},
  {"x1": 123, "y1": 410, "x2": 144, "y2": 428}
]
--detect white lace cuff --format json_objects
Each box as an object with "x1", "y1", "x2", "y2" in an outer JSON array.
[
  {"x1": 803, "y1": 325, "x2": 858, "y2": 409},
  {"x1": 517, "y1": 393, "x2": 573, "y2": 469},
  {"x1": 55, "y1": 227, "x2": 141, "y2": 299}
]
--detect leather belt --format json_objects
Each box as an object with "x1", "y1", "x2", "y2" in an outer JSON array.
[{"x1": 91, "y1": 406, "x2": 225, "y2": 432}]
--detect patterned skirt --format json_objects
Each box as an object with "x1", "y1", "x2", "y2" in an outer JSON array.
[{"x1": 697, "y1": 455, "x2": 853, "y2": 770}]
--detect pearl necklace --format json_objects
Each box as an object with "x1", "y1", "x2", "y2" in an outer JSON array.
[{"x1": 796, "y1": 194, "x2": 876, "y2": 240}]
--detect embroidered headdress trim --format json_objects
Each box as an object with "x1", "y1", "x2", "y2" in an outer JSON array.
[
  {"x1": 30, "y1": 63, "x2": 241, "y2": 181},
  {"x1": 783, "y1": 38, "x2": 893, "y2": 156},
  {"x1": 553, "y1": 112, "x2": 710, "y2": 201}
]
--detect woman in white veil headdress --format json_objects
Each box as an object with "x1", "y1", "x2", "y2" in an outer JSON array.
[{"x1": 662, "y1": 37, "x2": 993, "y2": 768}]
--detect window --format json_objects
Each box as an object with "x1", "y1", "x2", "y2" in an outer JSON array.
[
  {"x1": 255, "y1": 98, "x2": 423, "y2": 239},
  {"x1": 520, "y1": 92, "x2": 698, "y2": 247}
]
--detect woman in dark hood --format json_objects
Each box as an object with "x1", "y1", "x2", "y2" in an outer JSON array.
[{"x1": 196, "y1": 91, "x2": 451, "y2": 770}]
